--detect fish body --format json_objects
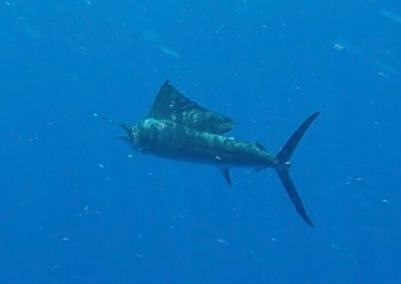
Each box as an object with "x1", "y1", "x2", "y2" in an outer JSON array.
[{"x1": 127, "y1": 118, "x2": 275, "y2": 168}]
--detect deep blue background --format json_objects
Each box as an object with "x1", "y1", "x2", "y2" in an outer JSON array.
[{"x1": 1, "y1": 0, "x2": 401, "y2": 283}]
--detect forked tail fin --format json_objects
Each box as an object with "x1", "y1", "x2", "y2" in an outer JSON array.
[{"x1": 275, "y1": 112, "x2": 320, "y2": 227}]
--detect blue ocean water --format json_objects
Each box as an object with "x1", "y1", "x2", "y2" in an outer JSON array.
[{"x1": 1, "y1": 0, "x2": 401, "y2": 283}]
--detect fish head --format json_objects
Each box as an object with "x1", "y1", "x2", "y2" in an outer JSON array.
[{"x1": 117, "y1": 123, "x2": 140, "y2": 152}]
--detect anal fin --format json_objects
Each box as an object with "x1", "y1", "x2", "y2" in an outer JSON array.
[{"x1": 220, "y1": 168, "x2": 232, "y2": 187}]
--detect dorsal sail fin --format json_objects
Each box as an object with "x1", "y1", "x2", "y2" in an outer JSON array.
[{"x1": 147, "y1": 80, "x2": 235, "y2": 134}]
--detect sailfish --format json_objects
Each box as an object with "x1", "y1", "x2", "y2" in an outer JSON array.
[{"x1": 98, "y1": 80, "x2": 320, "y2": 226}]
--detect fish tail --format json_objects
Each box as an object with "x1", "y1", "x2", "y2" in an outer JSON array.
[{"x1": 274, "y1": 112, "x2": 320, "y2": 227}]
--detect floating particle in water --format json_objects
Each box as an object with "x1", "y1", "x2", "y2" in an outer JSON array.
[
  {"x1": 28, "y1": 136, "x2": 39, "y2": 142},
  {"x1": 380, "y1": 9, "x2": 401, "y2": 24},
  {"x1": 331, "y1": 244, "x2": 340, "y2": 250},
  {"x1": 378, "y1": 72, "x2": 389, "y2": 78},
  {"x1": 216, "y1": 238, "x2": 229, "y2": 246},
  {"x1": 333, "y1": 37, "x2": 398, "y2": 76},
  {"x1": 333, "y1": 43, "x2": 344, "y2": 51},
  {"x1": 78, "y1": 0, "x2": 92, "y2": 5},
  {"x1": 25, "y1": 26, "x2": 44, "y2": 39},
  {"x1": 159, "y1": 46, "x2": 181, "y2": 59}
]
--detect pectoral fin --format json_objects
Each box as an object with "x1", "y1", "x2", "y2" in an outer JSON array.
[{"x1": 220, "y1": 168, "x2": 232, "y2": 187}]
